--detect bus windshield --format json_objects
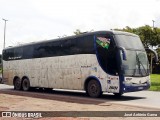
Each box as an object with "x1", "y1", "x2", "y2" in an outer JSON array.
[
  {"x1": 115, "y1": 34, "x2": 149, "y2": 77},
  {"x1": 115, "y1": 34, "x2": 145, "y2": 50},
  {"x1": 121, "y1": 50, "x2": 149, "y2": 77}
]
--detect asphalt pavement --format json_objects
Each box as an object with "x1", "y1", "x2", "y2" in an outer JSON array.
[
  {"x1": 107, "y1": 91, "x2": 160, "y2": 109},
  {"x1": 0, "y1": 84, "x2": 160, "y2": 109}
]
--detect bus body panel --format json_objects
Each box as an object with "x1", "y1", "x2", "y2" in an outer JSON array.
[
  {"x1": 3, "y1": 54, "x2": 111, "y2": 92},
  {"x1": 106, "y1": 75, "x2": 120, "y2": 93}
]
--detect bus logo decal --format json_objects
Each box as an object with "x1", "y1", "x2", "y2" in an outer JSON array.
[
  {"x1": 109, "y1": 86, "x2": 118, "y2": 90},
  {"x1": 96, "y1": 37, "x2": 110, "y2": 49}
]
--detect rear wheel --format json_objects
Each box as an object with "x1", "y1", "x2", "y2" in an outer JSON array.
[
  {"x1": 22, "y1": 78, "x2": 30, "y2": 91},
  {"x1": 87, "y1": 79, "x2": 102, "y2": 98},
  {"x1": 14, "y1": 77, "x2": 21, "y2": 90}
]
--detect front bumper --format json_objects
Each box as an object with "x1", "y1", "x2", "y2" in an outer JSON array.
[{"x1": 123, "y1": 83, "x2": 150, "y2": 93}]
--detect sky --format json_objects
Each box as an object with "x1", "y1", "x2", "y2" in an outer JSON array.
[{"x1": 0, "y1": 0, "x2": 160, "y2": 53}]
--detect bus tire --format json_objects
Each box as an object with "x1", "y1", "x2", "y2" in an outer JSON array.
[
  {"x1": 22, "y1": 78, "x2": 30, "y2": 91},
  {"x1": 14, "y1": 77, "x2": 21, "y2": 90},
  {"x1": 87, "y1": 79, "x2": 102, "y2": 98}
]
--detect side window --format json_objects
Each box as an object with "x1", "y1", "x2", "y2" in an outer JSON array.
[
  {"x1": 33, "y1": 41, "x2": 63, "y2": 58},
  {"x1": 96, "y1": 34, "x2": 117, "y2": 75},
  {"x1": 48, "y1": 41, "x2": 62, "y2": 56},
  {"x1": 14, "y1": 47, "x2": 23, "y2": 60},
  {"x1": 3, "y1": 49, "x2": 14, "y2": 61},
  {"x1": 33, "y1": 43, "x2": 50, "y2": 58},
  {"x1": 33, "y1": 44, "x2": 42, "y2": 58},
  {"x1": 3, "y1": 47, "x2": 23, "y2": 61},
  {"x1": 61, "y1": 39, "x2": 76, "y2": 55},
  {"x1": 76, "y1": 35, "x2": 94, "y2": 54},
  {"x1": 23, "y1": 45, "x2": 33, "y2": 59}
]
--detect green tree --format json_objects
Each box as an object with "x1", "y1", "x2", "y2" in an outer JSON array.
[
  {"x1": 154, "y1": 28, "x2": 160, "y2": 47},
  {"x1": 136, "y1": 25, "x2": 160, "y2": 48},
  {"x1": 74, "y1": 29, "x2": 84, "y2": 35},
  {"x1": 74, "y1": 29, "x2": 94, "y2": 35},
  {"x1": 115, "y1": 26, "x2": 136, "y2": 34}
]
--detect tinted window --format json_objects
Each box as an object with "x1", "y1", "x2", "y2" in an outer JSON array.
[
  {"x1": 96, "y1": 34, "x2": 118, "y2": 75},
  {"x1": 61, "y1": 39, "x2": 77, "y2": 55},
  {"x1": 31, "y1": 36, "x2": 95, "y2": 58},
  {"x1": 115, "y1": 35, "x2": 144, "y2": 50},
  {"x1": 3, "y1": 49, "x2": 14, "y2": 61},
  {"x1": 32, "y1": 40, "x2": 73, "y2": 58},
  {"x1": 33, "y1": 44, "x2": 42, "y2": 58},
  {"x1": 23, "y1": 45, "x2": 33, "y2": 59},
  {"x1": 3, "y1": 35, "x2": 95, "y2": 60},
  {"x1": 76, "y1": 35, "x2": 94, "y2": 54},
  {"x1": 3, "y1": 47, "x2": 23, "y2": 61},
  {"x1": 14, "y1": 47, "x2": 23, "y2": 59}
]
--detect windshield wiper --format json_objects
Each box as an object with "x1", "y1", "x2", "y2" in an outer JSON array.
[{"x1": 135, "y1": 53, "x2": 148, "y2": 77}]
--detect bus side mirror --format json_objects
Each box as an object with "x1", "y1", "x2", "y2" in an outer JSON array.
[
  {"x1": 145, "y1": 48, "x2": 159, "y2": 63},
  {"x1": 117, "y1": 46, "x2": 127, "y2": 61}
]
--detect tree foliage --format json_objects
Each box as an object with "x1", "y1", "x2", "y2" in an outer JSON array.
[
  {"x1": 74, "y1": 29, "x2": 94, "y2": 35},
  {"x1": 74, "y1": 29, "x2": 84, "y2": 35}
]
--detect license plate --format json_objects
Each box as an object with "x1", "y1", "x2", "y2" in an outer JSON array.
[{"x1": 138, "y1": 87, "x2": 143, "y2": 90}]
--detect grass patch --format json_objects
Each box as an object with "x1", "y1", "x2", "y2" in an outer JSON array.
[{"x1": 150, "y1": 74, "x2": 160, "y2": 91}]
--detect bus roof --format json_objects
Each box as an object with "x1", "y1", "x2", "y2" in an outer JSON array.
[{"x1": 3, "y1": 30, "x2": 138, "y2": 50}]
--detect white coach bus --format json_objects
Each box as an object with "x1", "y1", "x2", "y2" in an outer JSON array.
[{"x1": 2, "y1": 31, "x2": 158, "y2": 97}]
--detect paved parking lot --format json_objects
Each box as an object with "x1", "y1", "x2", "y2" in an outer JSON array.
[{"x1": 0, "y1": 84, "x2": 160, "y2": 119}]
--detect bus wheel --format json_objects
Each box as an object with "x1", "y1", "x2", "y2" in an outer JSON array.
[
  {"x1": 14, "y1": 77, "x2": 21, "y2": 90},
  {"x1": 22, "y1": 78, "x2": 30, "y2": 91},
  {"x1": 87, "y1": 80, "x2": 102, "y2": 98}
]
